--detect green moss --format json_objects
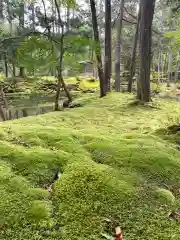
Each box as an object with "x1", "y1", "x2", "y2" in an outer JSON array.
[
  {"x1": 28, "y1": 200, "x2": 52, "y2": 222},
  {"x1": 29, "y1": 188, "x2": 50, "y2": 200},
  {"x1": 1, "y1": 93, "x2": 180, "y2": 239},
  {"x1": 155, "y1": 188, "x2": 175, "y2": 204}
]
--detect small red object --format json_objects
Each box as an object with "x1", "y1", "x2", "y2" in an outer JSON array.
[{"x1": 115, "y1": 226, "x2": 123, "y2": 240}]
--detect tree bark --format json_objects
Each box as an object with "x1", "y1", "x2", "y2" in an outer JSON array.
[
  {"x1": 104, "y1": 0, "x2": 112, "y2": 92},
  {"x1": 54, "y1": 0, "x2": 72, "y2": 111},
  {"x1": 90, "y1": 0, "x2": 106, "y2": 97},
  {"x1": 163, "y1": 53, "x2": 167, "y2": 76},
  {"x1": 127, "y1": 7, "x2": 140, "y2": 93},
  {"x1": 12, "y1": 63, "x2": 16, "y2": 77},
  {"x1": 19, "y1": 67, "x2": 25, "y2": 78},
  {"x1": 158, "y1": 51, "x2": 161, "y2": 84},
  {"x1": 6, "y1": 0, "x2": 13, "y2": 32},
  {"x1": 138, "y1": 0, "x2": 156, "y2": 102},
  {"x1": 167, "y1": 7, "x2": 173, "y2": 87},
  {"x1": 19, "y1": 3, "x2": 25, "y2": 78},
  {"x1": 4, "y1": 54, "x2": 8, "y2": 78},
  {"x1": 175, "y1": 53, "x2": 179, "y2": 82},
  {"x1": 99, "y1": 0, "x2": 104, "y2": 68},
  {"x1": 115, "y1": 0, "x2": 124, "y2": 92},
  {"x1": 0, "y1": 0, "x2": 3, "y2": 21},
  {"x1": 31, "y1": 3, "x2": 35, "y2": 31},
  {"x1": 66, "y1": 6, "x2": 70, "y2": 31},
  {"x1": 167, "y1": 52, "x2": 172, "y2": 87}
]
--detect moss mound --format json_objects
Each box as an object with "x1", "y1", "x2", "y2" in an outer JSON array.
[{"x1": 1, "y1": 93, "x2": 180, "y2": 239}]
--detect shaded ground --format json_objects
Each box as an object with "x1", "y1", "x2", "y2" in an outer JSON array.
[{"x1": 1, "y1": 93, "x2": 180, "y2": 239}]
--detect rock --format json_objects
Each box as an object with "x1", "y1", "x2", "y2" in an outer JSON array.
[
  {"x1": 69, "y1": 102, "x2": 83, "y2": 108},
  {"x1": 82, "y1": 89, "x2": 95, "y2": 93},
  {"x1": 167, "y1": 124, "x2": 180, "y2": 134}
]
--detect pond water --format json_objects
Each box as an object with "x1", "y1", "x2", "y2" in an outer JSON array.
[
  {"x1": 0, "y1": 104, "x2": 54, "y2": 122},
  {"x1": 0, "y1": 93, "x2": 68, "y2": 121}
]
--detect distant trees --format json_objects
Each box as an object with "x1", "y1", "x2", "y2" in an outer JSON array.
[
  {"x1": 89, "y1": 0, "x2": 157, "y2": 100},
  {"x1": 0, "y1": 0, "x2": 178, "y2": 104},
  {"x1": 127, "y1": 6, "x2": 140, "y2": 93}
]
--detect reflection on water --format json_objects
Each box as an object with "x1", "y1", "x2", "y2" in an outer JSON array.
[{"x1": 0, "y1": 105, "x2": 54, "y2": 121}]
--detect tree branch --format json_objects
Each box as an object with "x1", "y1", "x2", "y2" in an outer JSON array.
[{"x1": 124, "y1": 6, "x2": 137, "y2": 20}]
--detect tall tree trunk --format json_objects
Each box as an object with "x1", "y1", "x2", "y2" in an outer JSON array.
[
  {"x1": 7, "y1": 0, "x2": 14, "y2": 76},
  {"x1": 99, "y1": 0, "x2": 104, "y2": 69},
  {"x1": 90, "y1": 0, "x2": 106, "y2": 97},
  {"x1": 127, "y1": 6, "x2": 140, "y2": 93},
  {"x1": 51, "y1": 0, "x2": 55, "y2": 34},
  {"x1": 175, "y1": 53, "x2": 179, "y2": 82},
  {"x1": 12, "y1": 63, "x2": 16, "y2": 77},
  {"x1": 104, "y1": 0, "x2": 112, "y2": 92},
  {"x1": 0, "y1": 0, "x2": 3, "y2": 21},
  {"x1": 19, "y1": 3, "x2": 24, "y2": 34},
  {"x1": 31, "y1": 3, "x2": 35, "y2": 31},
  {"x1": 6, "y1": 0, "x2": 13, "y2": 32},
  {"x1": 167, "y1": 7, "x2": 173, "y2": 87},
  {"x1": 158, "y1": 51, "x2": 161, "y2": 84},
  {"x1": 164, "y1": 53, "x2": 167, "y2": 77},
  {"x1": 19, "y1": 3, "x2": 25, "y2": 78},
  {"x1": 167, "y1": 52, "x2": 172, "y2": 87},
  {"x1": 161, "y1": 53, "x2": 164, "y2": 81},
  {"x1": 54, "y1": 0, "x2": 72, "y2": 111},
  {"x1": 115, "y1": 0, "x2": 124, "y2": 92},
  {"x1": 66, "y1": 6, "x2": 70, "y2": 31},
  {"x1": 4, "y1": 54, "x2": 8, "y2": 77},
  {"x1": 138, "y1": 0, "x2": 156, "y2": 102},
  {"x1": 19, "y1": 67, "x2": 25, "y2": 78}
]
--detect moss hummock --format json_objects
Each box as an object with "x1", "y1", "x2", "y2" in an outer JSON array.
[{"x1": 1, "y1": 93, "x2": 180, "y2": 239}]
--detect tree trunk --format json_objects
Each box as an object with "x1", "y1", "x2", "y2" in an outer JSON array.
[
  {"x1": 54, "y1": 0, "x2": 72, "y2": 111},
  {"x1": 19, "y1": 3, "x2": 25, "y2": 78},
  {"x1": 66, "y1": 6, "x2": 70, "y2": 31},
  {"x1": 158, "y1": 51, "x2": 161, "y2": 84},
  {"x1": 161, "y1": 53, "x2": 164, "y2": 81},
  {"x1": 4, "y1": 54, "x2": 8, "y2": 78},
  {"x1": 54, "y1": 69, "x2": 62, "y2": 111},
  {"x1": 164, "y1": 53, "x2": 167, "y2": 77},
  {"x1": 12, "y1": 63, "x2": 16, "y2": 77},
  {"x1": 127, "y1": 7, "x2": 140, "y2": 93},
  {"x1": 167, "y1": 52, "x2": 172, "y2": 87},
  {"x1": 90, "y1": 0, "x2": 106, "y2": 97},
  {"x1": 99, "y1": 0, "x2": 104, "y2": 68},
  {"x1": 167, "y1": 7, "x2": 173, "y2": 87},
  {"x1": 138, "y1": 0, "x2": 156, "y2": 102},
  {"x1": 115, "y1": 0, "x2": 124, "y2": 92},
  {"x1": 104, "y1": 0, "x2": 112, "y2": 92},
  {"x1": 19, "y1": 67, "x2": 25, "y2": 78},
  {"x1": 7, "y1": 0, "x2": 14, "y2": 77},
  {"x1": 0, "y1": 0, "x2": 3, "y2": 21},
  {"x1": 7, "y1": 0, "x2": 13, "y2": 32},
  {"x1": 31, "y1": 3, "x2": 35, "y2": 31},
  {"x1": 175, "y1": 53, "x2": 179, "y2": 82}
]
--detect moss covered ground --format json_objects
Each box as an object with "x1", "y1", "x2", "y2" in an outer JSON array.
[{"x1": 1, "y1": 93, "x2": 180, "y2": 239}]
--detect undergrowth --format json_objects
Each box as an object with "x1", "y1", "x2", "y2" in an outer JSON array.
[{"x1": 1, "y1": 93, "x2": 180, "y2": 239}]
